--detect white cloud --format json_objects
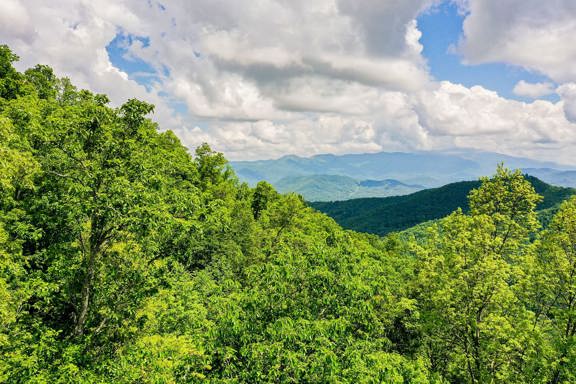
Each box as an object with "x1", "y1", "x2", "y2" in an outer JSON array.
[
  {"x1": 446, "y1": 0, "x2": 576, "y2": 137},
  {"x1": 180, "y1": 114, "x2": 398, "y2": 161},
  {"x1": 557, "y1": 83, "x2": 576, "y2": 123},
  {"x1": 512, "y1": 80, "x2": 555, "y2": 99},
  {"x1": 416, "y1": 81, "x2": 576, "y2": 163},
  {"x1": 175, "y1": 81, "x2": 576, "y2": 165},
  {"x1": 1, "y1": 0, "x2": 576, "y2": 165},
  {"x1": 459, "y1": 0, "x2": 576, "y2": 83},
  {"x1": 0, "y1": 0, "x2": 182, "y2": 133},
  {"x1": 0, "y1": 0, "x2": 431, "y2": 146},
  {"x1": 336, "y1": 0, "x2": 433, "y2": 57},
  {"x1": 0, "y1": 0, "x2": 33, "y2": 41}
]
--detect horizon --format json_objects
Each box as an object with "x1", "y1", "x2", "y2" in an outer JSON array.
[
  {"x1": 231, "y1": 148, "x2": 576, "y2": 168},
  {"x1": 2, "y1": 1, "x2": 576, "y2": 163}
]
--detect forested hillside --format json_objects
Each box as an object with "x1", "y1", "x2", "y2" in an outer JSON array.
[
  {"x1": 275, "y1": 174, "x2": 423, "y2": 201},
  {"x1": 312, "y1": 176, "x2": 575, "y2": 235},
  {"x1": 2, "y1": 45, "x2": 576, "y2": 383}
]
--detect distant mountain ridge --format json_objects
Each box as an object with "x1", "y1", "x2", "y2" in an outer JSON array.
[
  {"x1": 310, "y1": 176, "x2": 576, "y2": 236},
  {"x1": 275, "y1": 175, "x2": 424, "y2": 202},
  {"x1": 521, "y1": 168, "x2": 576, "y2": 188},
  {"x1": 231, "y1": 150, "x2": 575, "y2": 197}
]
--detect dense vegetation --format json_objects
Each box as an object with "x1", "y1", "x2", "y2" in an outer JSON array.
[
  {"x1": 1, "y1": 45, "x2": 576, "y2": 383},
  {"x1": 311, "y1": 177, "x2": 575, "y2": 235}
]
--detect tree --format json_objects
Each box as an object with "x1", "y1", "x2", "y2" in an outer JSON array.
[
  {"x1": 24, "y1": 64, "x2": 58, "y2": 100},
  {"x1": 468, "y1": 165, "x2": 542, "y2": 260},
  {"x1": 0, "y1": 45, "x2": 23, "y2": 99},
  {"x1": 528, "y1": 197, "x2": 576, "y2": 383},
  {"x1": 251, "y1": 181, "x2": 278, "y2": 220},
  {"x1": 5, "y1": 44, "x2": 576, "y2": 383},
  {"x1": 194, "y1": 143, "x2": 233, "y2": 190},
  {"x1": 414, "y1": 168, "x2": 544, "y2": 383}
]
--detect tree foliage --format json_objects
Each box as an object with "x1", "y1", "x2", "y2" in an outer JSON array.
[{"x1": 1, "y1": 45, "x2": 576, "y2": 383}]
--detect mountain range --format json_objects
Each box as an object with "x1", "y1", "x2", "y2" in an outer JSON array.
[{"x1": 231, "y1": 149, "x2": 575, "y2": 201}]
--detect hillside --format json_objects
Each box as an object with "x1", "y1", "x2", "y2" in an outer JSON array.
[
  {"x1": 275, "y1": 174, "x2": 424, "y2": 201},
  {"x1": 311, "y1": 176, "x2": 576, "y2": 235}
]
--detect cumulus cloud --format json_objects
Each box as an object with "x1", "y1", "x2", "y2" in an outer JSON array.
[
  {"x1": 459, "y1": 0, "x2": 576, "y2": 83},
  {"x1": 0, "y1": 0, "x2": 181, "y2": 133},
  {"x1": 557, "y1": 83, "x2": 576, "y2": 123},
  {"x1": 457, "y1": 0, "x2": 576, "y2": 123},
  {"x1": 0, "y1": 0, "x2": 431, "y2": 147},
  {"x1": 513, "y1": 81, "x2": 555, "y2": 99},
  {"x1": 177, "y1": 81, "x2": 576, "y2": 164},
  {"x1": 416, "y1": 82, "x2": 575, "y2": 149},
  {"x1": 336, "y1": 0, "x2": 432, "y2": 57},
  {"x1": 0, "y1": 0, "x2": 33, "y2": 41},
  {"x1": 1, "y1": 0, "x2": 576, "y2": 164}
]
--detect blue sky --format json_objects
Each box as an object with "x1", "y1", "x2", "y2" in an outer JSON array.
[
  {"x1": 417, "y1": 1, "x2": 558, "y2": 102},
  {"x1": 106, "y1": 32, "x2": 192, "y2": 115},
  {"x1": 107, "y1": 34, "x2": 152, "y2": 72},
  {"x1": 106, "y1": 34, "x2": 157, "y2": 89}
]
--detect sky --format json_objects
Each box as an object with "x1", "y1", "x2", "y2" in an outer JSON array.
[{"x1": 1, "y1": 0, "x2": 576, "y2": 164}]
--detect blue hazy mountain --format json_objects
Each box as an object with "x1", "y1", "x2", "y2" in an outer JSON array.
[
  {"x1": 231, "y1": 149, "x2": 574, "y2": 190},
  {"x1": 521, "y1": 168, "x2": 576, "y2": 188},
  {"x1": 274, "y1": 175, "x2": 424, "y2": 202}
]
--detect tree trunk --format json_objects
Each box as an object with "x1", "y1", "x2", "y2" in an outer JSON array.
[{"x1": 73, "y1": 245, "x2": 97, "y2": 336}]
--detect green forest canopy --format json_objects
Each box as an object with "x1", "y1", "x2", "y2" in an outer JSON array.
[
  {"x1": 311, "y1": 177, "x2": 575, "y2": 235},
  {"x1": 1, "y1": 45, "x2": 575, "y2": 383}
]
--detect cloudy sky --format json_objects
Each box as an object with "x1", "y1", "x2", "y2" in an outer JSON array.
[{"x1": 2, "y1": 0, "x2": 576, "y2": 163}]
